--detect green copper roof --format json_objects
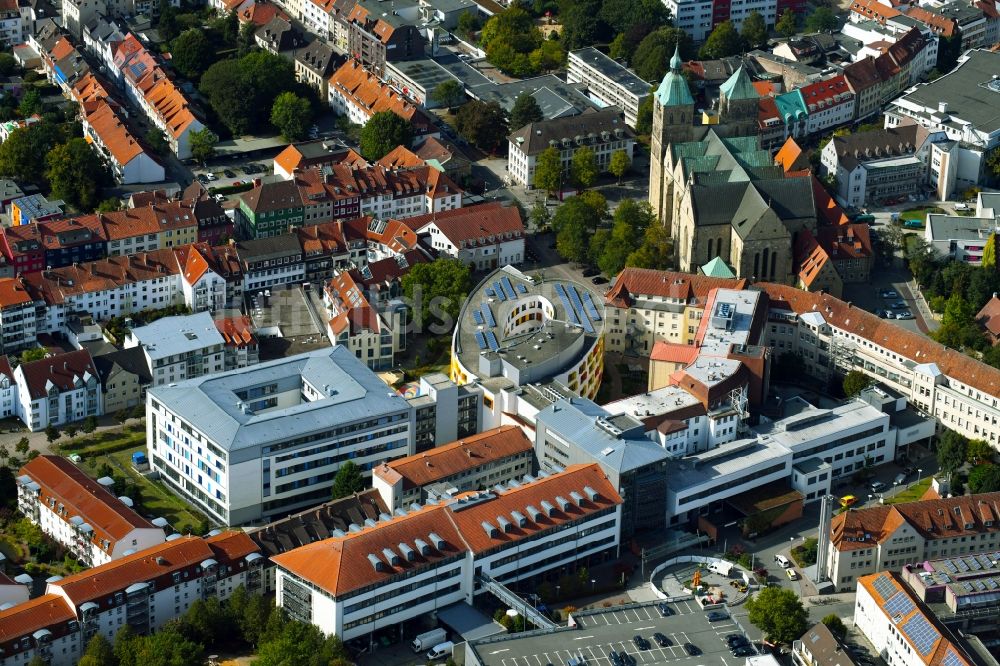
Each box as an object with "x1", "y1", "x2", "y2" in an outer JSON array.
[
  {"x1": 774, "y1": 90, "x2": 807, "y2": 123},
  {"x1": 719, "y1": 66, "x2": 759, "y2": 102},
  {"x1": 701, "y1": 256, "x2": 735, "y2": 278},
  {"x1": 655, "y1": 45, "x2": 694, "y2": 108}
]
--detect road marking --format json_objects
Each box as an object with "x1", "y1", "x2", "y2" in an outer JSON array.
[
  {"x1": 491, "y1": 649, "x2": 510, "y2": 654},
  {"x1": 637, "y1": 626, "x2": 654, "y2": 631},
  {"x1": 575, "y1": 636, "x2": 595, "y2": 640}
]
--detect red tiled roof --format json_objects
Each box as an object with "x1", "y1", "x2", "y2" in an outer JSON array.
[
  {"x1": 215, "y1": 316, "x2": 257, "y2": 347},
  {"x1": 976, "y1": 295, "x2": 1000, "y2": 337},
  {"x1": 16, "y1": 349, "x2": 98, "y2": 401},
  {"x1": 817, "y1": 223, "x2": 873, "y2": 260},
  {"x1": 905, "y1": 6, "x2": 956, "y2": 36},
  {"x1": 0, "y1": 277, "x2": 35, "y2": 308},
  {"x1": 759, "y1": 283, "x2": 1000, "y2": 397},
  {"x1": 85, "y1": 101, "x2": 152, "y2": 168},
  {"x1": 272, "y1": 464, "x2": 621, "y2": 596},
  {"x1": 0, "y1": 594, "x2": 74, "y2": 647},
  {"x1": 204, "y1": 530, "x2": 260, "y2": 562},
  {"x1": 19, "y1": 455, "x2": 156, "y2": 551},
  {"x1": 376, "y1": 426, "x2": 533, "y2": 489},
  {"x1": 377, "y1": 145, "x2": 425, "y2": 169},
  {"x1": 182, "y1": 244, "x2": 210, "y2": 285},
  {"x1": 605, "y1": 268, "x2": 746, "y2": 309},
  {"x1": 21, "y1": 249, "x2": 183, "y2": 305},
  {"x1": 775, "y1": 137, "x2": 810, "y2": 173},
  {"x1": 798, "y1": 75, "x2": 853, "y2": 112},
  {"x1": 329, "y1": 61, "x2": 434, "y2": 133},
  {"x1": 850, "y1": 0, "x2": 901, "y2": 22},
  {"x1": 403, "y1": 202, "x2": 524, "y2": 248},
  {"x1": 650, "y1": 341, "x2": 700, "y2": 366},
  {"x1": 811, "y1": 176, "x2": 851, "y2": 226}
]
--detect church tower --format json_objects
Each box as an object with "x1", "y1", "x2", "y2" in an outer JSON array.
[
  {"x1": 716, "y1": 66, "x2": 760, "y2": 138},
  {"x1": 649, "y1": 46, "x2": 695, "y2": 223}
]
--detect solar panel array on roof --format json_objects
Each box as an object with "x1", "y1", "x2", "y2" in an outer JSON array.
[
  {"x1": 567, "y1": 285, "x2": 594, "y2": 333},
  {"x1": 884, "y1": 592, "x2": 915, "y2": 619},
  {"x1": 517, "y1": 283, "x2": 527, "y2": 294},
  {"x1": 957, "y1": 559, "x2": 969, "y2": 572},
  {"x1": 486, "y1": 288, "x2": 494, "y2": 297},
  {"x1": 472, "y1": 310, "x2": 483, "y2": 325},
  {"x1": 873, "y1": 573, "x2": 897, "y2": 600},
  {"x1": 474, "y1": 331, "x2": 487, "y2": 350},
  {"x1": 554, "y1": 284, "x2": 580, "y2": 327},
  {"x1": 942, "y1": 649, "x2": 965, "y2": 666},
  {"x1": 583, "y1": 291, "x2": 602, "y2": 321},
  {"x1": 901, "y1": 614, "x2": 940, "y2": 656},
  {"x1": 485, "y1": 330, "x2": 499, "y2": 351},
  {"x1": 492, "y1": 282, "x2": 506, "y2": 302},
  {"x1": 482, "y1": 303, "x2": 496, "y2": 328},
  {"x1": 942, "y1": 560, "x2": 958, "y2": 574},
  {"x1": 501, "y1": 277, "x2": 516, "y2": 299}
]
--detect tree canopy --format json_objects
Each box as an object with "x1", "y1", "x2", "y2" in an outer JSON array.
[
  {"x1": 776, "y1": 9, "x2": 799, "y2": 38},
  {"x1": 822, "y1": 614, "x2": 847, "y2": 641},
  {"x1": 330, "y1": 461, "x2": 365, "y2": 500},
  {"x1": 510, "y1": 93, "x2": 544, "y2": 131},
  {"x1": 433, "y1": 79, "x2": 466, "y2": 109},
  {"x1": 745, "y1": 586, "x2": 810, "y2": 644},
  {"x1": 454, "y1": 100, "x2": 509, "y2": 154},
  {"x1": 631, "y1": 27, "x2": 695, "y2": 83},
  {"x1": 0, "y1": 122, "x2": 64, "y2": 186},
  {"x1": 937, "y1": 430, "x2": 968, "y2": 475},
  {"x1": 480, "y1": 7, "x2": 564, "y2": 76},
  {"x1": 359, "y1": 111, "x2": 413, "y2": 160},
  {"x1": 571, "y1": 146, "x2": 598, "y2": 189},
  {"x1": 46, "y1": 137, "x2": 111, "y2": 212},
  {"x1": 842, "y1": 370, "x2": 871, "y2": 397},
  {"x1": 968, "y1": 464, "x2": 1000, "y2": 494},
  {"x1": 199, "y1": 51, "x2": 306, "y2": 136},
  {"x1": 189, "y1": 128, "x2": 218, "y2": 166},
  {"x1": 534, "y1": 146, "x2": 563, "y2": 195},
  {"x1": 967, "y1": 439, "x2": 994, "y2": 465},
  {"x1": 741, "y1": 11, "x2": 768, "y2": 49},
  {"x1": 270, "y1": 92, "x2": 313, "y2": 142},
  {"x1": 700, "y1": 20, "x2": 744, "y2": 59},
  {"x1": 805, "y1": 7, "x2": 839, "y2": 32},
  {"x1": 401, "y1": 258, "x2": 472, "y2": 331},
  {"x1": 552, "y1": 192, "x2": 607, "y2": 263},
  {"x1": 171, "y1": 29, "x2": 216, "y2": 81},
  {"x1": 590, "y1": 199, "x2": 655, "y2": 276},
  {"x1": 609, "y1": 149, "x2": 630, "y2": 183}
]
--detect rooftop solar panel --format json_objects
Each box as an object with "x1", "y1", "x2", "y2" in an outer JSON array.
[
  {"x1": 492, "y1": 282, "x2": 506, "y2": 302},
  {"x1": 474, "y1": 331, "x2": 487, "y2": 350},
  {"x1": 501, "y1": 276, "x2": 516, "y2": 299},
  {"x1": 485, "y1": 330, "x2": 499, "y2": 351},
  {"x1": 884, "y1": 592, "x2": 915, "y2": 619},
  {"x1": 901, "y1": 614, "x2": 939, "y2": 656},
  {"x1": 554, "y1": 284, "x2": 580, "y2": 327},
  {"x1": 481, "y1": 303, "x2": 496, "y2": 328},
  {"x1": 942, "y1": 649, "x2": 964, "y2": 666},
  {"x1": 583, "y1": 291, "x2": 602, "y2": 321},
  {"x1": 472, "y1": 311, "x2": 483, "y2": 325},
  {"x1": 516, "y1": 283, "x2": 527, "y2": 294},
  {"x1": 873, "y1": 574, "x2": 897, "y2": 600},
  {"x1": 566, "y1": 285, "x2": 594, "y2": 333}
]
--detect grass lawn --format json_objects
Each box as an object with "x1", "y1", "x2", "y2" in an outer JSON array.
[
  {"x1": 80, "y1": 448, "x2": 205, "y2": 534},
  {"x1": 886, "y1": 478, "x2": 932, "y2": 504},
  {"x1": 899, "y1": 207, "x2": 945, "y2": 223}
]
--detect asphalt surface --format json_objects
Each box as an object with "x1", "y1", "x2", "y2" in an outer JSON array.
[{"x1": 475, "y1": 600, "x2": 760, "y2": 666}]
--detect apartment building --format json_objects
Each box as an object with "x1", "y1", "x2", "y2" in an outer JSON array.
[
  {"x1": 16, "y1": 455, "x2": 165, "y2": 567},
  {"x1": 855, "y1": 572, "x2": 974, "y2": 666},
  {"x1": 81, "y1": 101, "x2": 165, "y2": 184},
  {"x1": 0, "y1": 278, "x2": 38, "y2": 354},
  {"x1": 0, "y1": 357, "x2": 15, "y2": 418},
  {"x1": 272, "y1": 464, "x2": 621, "y2": 640},
  {"x1": 0, "y1": 533, "x2": 262, "y2": 666},
  {"x1": 407, "y1": 372, "x2": 481, "y2": 454},
  {"x1": 792, "y1": 623, "x2": 858, "y2": 666},
  {"x1": 294, "y1": 39, "x2": 338, "y2": 100},
  {"x1": 826, "y1": 492, "x2": 1000, "y2": 591},
  {"x1": 566, "y1": 48, "x2": 651, "y2": 129},
  {"x1": 12, "y1": 349, "x2": 101, "y2": 431},
  {"x1": 92, "y1": 347, "x2": 151, "y2": 414},
  {"x1": 146, "y1": 346, "x2": 416, "y2": 525},
  {"x1": 507, "y1": 108, "x2": 635, "y2": 189},
  {"x1": 323, "y1": 268, "x2": 405, "y2": 369},
  {"x1": 924, "y1": 214, "x2": 999, "y2": 265},
  {"x1": 372, "y1": 426, "x2": 534, "y2": 510},
  {"x1": 343, "y1": 0, "x2": 426, "y2": 75},
  {"x1": 0, "y1": 0, "x2": 23, "y2": 47},
  {"x1": 405, "y1": 202, "x2": 526, "y2": 271},
  {"x1": 235, "y1": 235, "x2": 306, "y2": 292},
  {"x1": 603, "y1": 268, "x2": 746, "y2": 356},
  {"x1": 215, "y1": 316, "x2": 260, "y2": 369},
  {"x1": 124, "y1": 311, "x2": 228, "y2": 386},
  {"x1": 327, "y1": 60, "x2": 436, "y2": 136}
]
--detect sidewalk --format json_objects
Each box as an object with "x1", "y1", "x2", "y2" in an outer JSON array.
[{"x1": 0, "y1": 416, "x2": 144, "y2": 457}]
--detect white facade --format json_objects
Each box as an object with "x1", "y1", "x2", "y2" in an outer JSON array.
[
  {"x1": 301, "y1": 0, "x2": 332, "y2": 39},
  {"x1": 422, "y1": 221, "x2": 524, "y2": 270},
  {"x1": 566, "y1": 48, "x2": 650, "y2": 129},
  {"x1": 507, "y1": 135, "x2": 635, "y2": 189},
  {"x1": 13, "y1": 365, "x2": 101, "y2": 432},
  {"x1": 805, "y1": 95, "x2": 855, "y2": 135},
  {"x1": 0, "y1": 371, "x2": 16, "y2": 419},
  {"x1": 660, "y1": 0, "x2": 714, "y2": 41},
  {"x1": 242, "y1": 261, "x2": 305, "y2": 292}
]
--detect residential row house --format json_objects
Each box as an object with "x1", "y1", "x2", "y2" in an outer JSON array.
[
  {"x1": 327, "y1": 60, "x2": 437, "y2": 139},
  {"x1": 0, "y1": 532, "x2": 262, "y2": 666},
  {"x1": 11, "y1": 348, "x2": 101, "y2": 431},
  {"x1": 81, "y1": 98, "x2": 165, "y2": 185},
  {"x1": 843, "y1": 28, "x2": 930, "y2": 121}
]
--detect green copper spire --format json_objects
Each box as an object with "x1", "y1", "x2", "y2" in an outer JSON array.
[{"x1": 655, "y1": 44, "x2": 694, "y2": 107}]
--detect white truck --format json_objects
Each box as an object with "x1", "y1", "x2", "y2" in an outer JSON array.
[{"x1": 412, "y1": 628, "x2": 447, "y2": 653}]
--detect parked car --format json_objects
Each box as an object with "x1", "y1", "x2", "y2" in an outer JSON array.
[
  {"x1": 684, "y1": 644, "x2": 701, "y2": 656},
  {"x1": 880, "y1": 289, "x2": 898, "y2": 298},
  {"x1": 786, "y1": 568, "x2": 800, "y2": 581},
  {"x1": 205, "y1": 172, "x2": 217, "y2": 181},
  {"x1": 657, "y1": 603, "x2": 674, "y2": 617},
  {"x1": 871, "y1": 481, "x2": 887, "y2": 493},
  {"x1": 633, "y1": 635, "x2": 650, "y2": 651},
  {"x1": 197, "y1": 173, "x2": 209, "y2": 183},
  {"x1": 653, "y1": 633, "x2": 672, "y2": 647},
  {"x1": 582, "y1": 267, "x2": 599, "y2": 277},
  {"x1": 732, "y1": 646, "x2": 757, "y2": 657},
  {"x1": 223, "y1": 168, "x2": 236, "y2": 178},
  {"x1": 895, "y1": 311, "x2": 914, "y2": 320},
  {"x1": 608, "y1": 650, "x2": 623, "y2": 666},
  {"x1": 592, "y1": 276, "x2": 608, "y2": 285},
  {"x1": 727, "y1": 635, "x2": 749, "y2": 648},
  {"x1": 706, "y1": 611, "x2": 728, "y2": 622}
]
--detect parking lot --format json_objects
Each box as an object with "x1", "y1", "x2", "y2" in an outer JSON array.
[{"x1": 473, "y1": 600, "x2": 761, "y2": 666}]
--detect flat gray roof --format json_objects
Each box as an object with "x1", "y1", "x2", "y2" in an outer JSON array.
[
  {"x1": 149, "y1": 346, "x2": 411, "y2": 453},
  {"x1": 569, "y1": 47, "x2": 652, "y2": 94},
  {"x1": 387, "y1": 58, "x2": 461, "y2": 94},
  {"x1": 927, "y1": 214, "x2": 998, "y2": 242},
  {"x1": 129, "y1": 311, "x2": 225, "y2": 361},
  {"x1": 892, "y1": 50, "x2": 1000, "y2": 138}
]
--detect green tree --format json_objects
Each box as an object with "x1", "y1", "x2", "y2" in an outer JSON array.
[
  {"x1": 359, "y1": 111, "x2": 413, "y2": 160},
  {"x1": 509, "y1": 93, "x2": 544, "y2": 131},
  {"x1": 552, "y1": 193, "x2": 606, "y2": 263},
  {"x1": 700, "y1": 20, "x2": 744, "y2": 59},
  {"x1": 145, "y1": 128, "x2": 169, "y2": 156},
  {"x1": 98, "y1": 197, "x2": 122, "y2": 213},
  {"x1": 63, "y1": 423, "x2": 78, "y2": 440},
  {"x1": 635, "y1": 93, "x2": 653, "y2": 135},
  {"x1": 0, "y1": 122, "x2": 64, "y2": 186},
  {"x1": 631, "y1": 27, "x2": 694, "y2": 82},
  {"x1": 968, "y1": 464, "x2": 1000, "y2": 494},
  {"x1": 401, "y1": 258, "x2": 472, "y2": 329},
  {"x1": 0, "y1": 52, "x2": 18, "y2": 76},
  {"x1": 82, "y1": 415, "x2": 98, "y2": 434},
  {"x1": 822, "y1": 614, "x2": 847, "y2": 640},
  {"x1": 170, "y1": 29, "x2": 215, "y2": 81},
  {"x1": 529, "y1": 201, "x2": 551, "y2": 230},
  {"x1": 330, "y1": 461, "x2": 365, "y2": 500},
  {"x1": 609, "y1": 149, "x2": 630, "y2": 184},
  {"x1": 18, "y1": 88, "x2": 42, "y2": 117},
  {"x1": 937, "y1": 28, "x2": 963, "y2": 73},
  {"x1": 559, "y1": 0, "x2": 608, "y2": 50},
  {"x1": 982, "y1": 232, "x2": 997, "y2": 270},
  {"x1": 599, "y1": 0, "x2": 671, "y2": 34},
  {"x1": 775, "y1": 9, "x2": 798, "y2": 38},
  {"x1": 967, "y1": 439, "x2": 994, "y2": 465},
  {"x1": 745, "y1": 586, "x2": 809, "y2": 644},
  {"x1": 937, "y1": 430, "x2": 969, "y2": 475},
  {"x1": 237, "y1": 20, "x2": 258, "y2": 56},
  {"x1": 533, "y1": 146, "x2": 563, "y2": 195},
  {"x1": 270, "y1": 92, "x2": 313, "y2": 142},
  {"x1": 595, "y1": 200, "x2": 653, "y2": 275},
  {"x1": 571, "y1": 146, "x2": 598, "y2": 189},
  {"x1": 44, "y1": 423, "x2": 59, "y2": 444},
  {"x1": 16, "y1": 437, "x2": 30, "y2": 457},
  {"x1": 454, "y1": 100, "x2": 508, "y2": 153},
  {"x1": 843, "y1": 370, "x2": 871, "y2": 397},
  {"x1": 457, "y1": 10, "x2": 482, "y2": 40},
  {"x1": 805, "y1": 6, "x2": 839, "y2": 32},
  {"x1": 986, "y1": 147, "x2": 1000, "y2": 183},
  {"x1": 46, "y1": 138, "x2": 110, "y2": 211},
  {"x1": 189, "y1": 127, "x2": 219, "y2": 166},
  {"x1": 21, "y1": 347, "x2": 47, "y2": 363},
  {"x1": 200, "y1": 59, "x2": 252, "y2": 135},
  {"x1": 157, "y1": 0, "x2": 181, "y2": 42},
  {"x1": 432, "y1": 79, "x2": 465, "y2": 109},
  {"x1": 741, "y1": 11, "x2": 768, "y2": 49},
  {"x1": 480, "y1": 7, "x2": 554, "y2": 76},
  {"x1": 80, "y1": 633, "x2": 115, "y2": 666}
]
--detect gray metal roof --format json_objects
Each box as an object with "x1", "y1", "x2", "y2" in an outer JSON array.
[
  {"x1": 148, "y1": 347, "x2": 411, "y2": 452},
  {"x1": 537, "y1": 398, "x2": 670, "y2": 474},
  {"x1": 129, "y1": 311, "x2": 224, "y2": 362},
  {"x1": 927, "y1": 214, "x2": 998, "y2": 242},
  {"x1": 570, "y1": 47, "x2": 652, "y2": 95}
]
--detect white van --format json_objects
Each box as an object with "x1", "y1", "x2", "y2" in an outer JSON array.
[
  {"x1": 774, "y1": 554, "x2": 791, "y2": 568},
  {"x1": 894, "y1": 472, "x2": 907, "y2": 485},
  {"x1": 427, "y1": 642, "x2": 455, "y2": 660}
]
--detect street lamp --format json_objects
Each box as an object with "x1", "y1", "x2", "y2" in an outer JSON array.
[
  {"x1": 917, "y1": 468, "x2": 923, "y2": 484},
  {"x1": 591, "y1": 579, "x2": 596, "y2": 594}
]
